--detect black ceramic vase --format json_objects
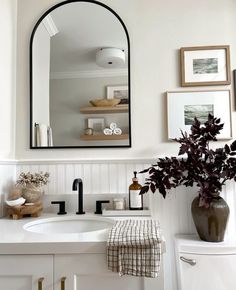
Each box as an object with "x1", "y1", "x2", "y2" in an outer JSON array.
[{"x1": 191, "y1": 196, "x2": 230, "y2": 242}]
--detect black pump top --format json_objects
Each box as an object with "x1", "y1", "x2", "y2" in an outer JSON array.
[{"x1": 132, "y1": 171, "x2": 138, "y2": 182}]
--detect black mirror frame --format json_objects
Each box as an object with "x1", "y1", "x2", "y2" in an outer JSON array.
[{"x1": 30, "y1": 0, "x2": 131, "y2": 149}]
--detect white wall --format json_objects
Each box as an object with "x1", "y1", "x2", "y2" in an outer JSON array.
[
  {"x1": 0, "y1": 0, "x2": 17, "y2": 159},
  {"x1": 50, "y1": 76, "x2": 128, "y2": 146},
  {"x1": 32, "y1": 22, "x2": 50, "y2": 137},
  {"x1": 0, "y1": 0, "x2": 17, "y2": 216}
]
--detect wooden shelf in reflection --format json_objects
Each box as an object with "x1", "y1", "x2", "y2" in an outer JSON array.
[
  {"x1": 80, "y1": 134, "x2": 129, "y2": 141},
  {"x1": 80, "y1": 105, "x2": 128, "y2": 114}
]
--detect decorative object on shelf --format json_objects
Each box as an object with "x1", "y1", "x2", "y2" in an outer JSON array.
[
  {"x1": 87, "y1": 118, "x2": 105, "y2": 134},
  {"x1": 89, "y1": 98, "x2": 120, "y2": 107},
  {"x1": 113, "y1": 128, "x2": 122, "y2": 135},
  {"x1": 118, "y1": 99, "x2": 128, "y2": 105},
  {"x1": 167, "y1": 90, "x2": 232, "y2": 139},
  {"x1": 110, "y1": 122, "x2": 118, "y2": 130},
  {"x1": 103, "y1": 128, "x2": 113, "y2": 135},
  {"x1": 107, "y1": 85, "x2": 128, "y2": 106},
  {"x1": 84, "y1": 128, "x2": 94, "y2": 135},
  {"x1": 180, "y1": 45, "x2": 231, "y2": 86},
  {"x1": 16, "y1": 172, "x2": 49, "y2": 203},
  {"x1": 103, "y1": 122, "x2": 123, "y2": 136},
  {"x1": 140, "y1": 115, "x2": 236, "y2": 242}
]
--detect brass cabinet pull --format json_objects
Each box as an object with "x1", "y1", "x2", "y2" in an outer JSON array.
[
  {"x1": 61, "y1": 277, "x2": 66, "y2": 290},
  {"x1": 38, "y1": 277, "x2": 44, "y2": 290}
]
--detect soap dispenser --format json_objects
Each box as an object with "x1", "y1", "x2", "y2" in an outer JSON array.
[{"x1": 129, "y1": 171, "x2": 143, "y2": 210}]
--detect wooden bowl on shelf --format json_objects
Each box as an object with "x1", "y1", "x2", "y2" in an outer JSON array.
[{"x1": 90, "y1": 98, "x2": 120, "y2": 107}]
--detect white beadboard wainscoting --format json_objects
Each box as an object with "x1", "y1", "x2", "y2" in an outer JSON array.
[
  {"x1": 16, "y1": 159, "x2": 154, "y2": 195},
  {"x1": 2, "y1": 158, "x2": 236, "y2": 290}
]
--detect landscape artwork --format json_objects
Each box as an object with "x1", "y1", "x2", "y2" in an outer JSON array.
[
  {"x1": 113, "y1": 88, "x2": 128, "y2": 99},
  {"x1": 193, "y1": 58, "x2": 218, "y2": 74},
  {"x1": 184, "y1": 104, "x2": 214, "y2": 125}
]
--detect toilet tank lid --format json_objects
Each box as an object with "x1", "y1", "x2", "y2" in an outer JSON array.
[{"x1": 175, "y1": 234, "x2": 236, "y2": 255}]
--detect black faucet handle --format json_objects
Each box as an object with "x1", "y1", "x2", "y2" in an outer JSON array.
[
  {"x1": 95, "y1": 200, "x2": 110, "y2": 214},
  {"x1": 51, "y1": 201, "x2": 67, "y2": 215}
]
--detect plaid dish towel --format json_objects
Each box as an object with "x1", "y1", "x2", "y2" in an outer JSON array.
[{"x1": 107, "y1": 219, "x2": 162, "y2": 278}]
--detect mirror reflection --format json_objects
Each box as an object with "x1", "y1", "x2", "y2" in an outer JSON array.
[{"x1": 31, "y1": 1, "x2": 130, "y2": 148}]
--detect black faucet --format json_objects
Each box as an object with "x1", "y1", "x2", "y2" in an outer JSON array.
[
  {"x1": 72, "y1": 178, "x2": 85, "y2": 214},
  {"x1": 51, "y1": 201, "x2": 67, "y2": 215}
]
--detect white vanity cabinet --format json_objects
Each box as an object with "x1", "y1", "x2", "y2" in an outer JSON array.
[
  {"x1": 54, "y1": 254, "x2": 144, "y2": 290},
  {"x1": 0, "y1": 255, "x2": 53, "y2": 290},
  {"x1": 0, "y1": 254, "x2": 162, "y2": 290},
  {"x1": 55, "y1": 254, "x2": 163, "y2": 290}
]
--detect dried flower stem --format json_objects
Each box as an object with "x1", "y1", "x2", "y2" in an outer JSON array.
[{"x1": 16, "y1": 172, "x2": 50, "y2": 187}]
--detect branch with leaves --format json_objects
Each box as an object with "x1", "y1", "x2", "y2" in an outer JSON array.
[{"x1": 140, "y1": 115, "x2": 236, "y2": 207}]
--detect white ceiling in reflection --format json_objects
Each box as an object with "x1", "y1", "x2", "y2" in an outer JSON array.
[{"x1": 43, "y1": 2, "x2": 128, "y2": 74}]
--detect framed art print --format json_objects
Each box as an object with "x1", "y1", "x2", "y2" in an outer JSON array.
[
  {"x1": 106, "y1": 85, "x2": 129, "y2": 105},
  {"x1": 87, "y1": 118, "x2": 105, "y2": 133},
  {"x1": 167, "y1": 90, "x2": 232, "y2": 139},
  {"x1": 180, "y1": 45, "x2": 231, "y2": 86}
]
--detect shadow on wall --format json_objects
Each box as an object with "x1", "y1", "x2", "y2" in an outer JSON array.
[{"x1": 0, "y1": 179, "x2": 15, "y2": 217}]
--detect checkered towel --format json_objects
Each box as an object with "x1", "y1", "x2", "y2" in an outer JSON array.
[{"x1": 107, "y1": 219, "x2": 162, "y2": 278}]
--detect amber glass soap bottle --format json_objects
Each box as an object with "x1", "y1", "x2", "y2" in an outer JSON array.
[{"x1": 129, "y1": 171, "x2": 143, "y2": 210}]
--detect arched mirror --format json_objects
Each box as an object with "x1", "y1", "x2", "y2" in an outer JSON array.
[{"x1": 30, "y1": 0, "x2": 131, "y2": 148}]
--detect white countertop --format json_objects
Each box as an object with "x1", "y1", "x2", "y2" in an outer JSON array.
[
  {"x1": 0, "y1": 213, "x2": 157, "y2": 255},
  {"x1": 0, "y1": 213, "x2": 113, "y2": 254}
]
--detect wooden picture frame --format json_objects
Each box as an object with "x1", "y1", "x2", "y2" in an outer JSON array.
[
  {"x1": 180, "y1": 45, "x2": 231, "y2": 86},
  {"x1": 167, "y1": 90, "x2": 232, "y2": 140},
  {"x1": 233, "y1": 69, "x2": 236, "y2": 101}
]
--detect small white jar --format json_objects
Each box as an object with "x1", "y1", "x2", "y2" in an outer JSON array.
[{"x1": 113, "y1": 198, "x2": 126, "y2": 210}]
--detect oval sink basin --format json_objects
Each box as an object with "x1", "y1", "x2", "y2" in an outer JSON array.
[{"x1": 23, "y1": 216, "x2": 114, "y2": 234}]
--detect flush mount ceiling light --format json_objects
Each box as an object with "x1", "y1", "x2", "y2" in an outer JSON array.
[{"x1": 96, "y1": 48, "x2": 125, "y2": 68}]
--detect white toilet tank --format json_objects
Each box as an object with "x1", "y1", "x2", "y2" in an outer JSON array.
[{"x1": 175, "y1": 235, "x2": 236, "y2": 290}]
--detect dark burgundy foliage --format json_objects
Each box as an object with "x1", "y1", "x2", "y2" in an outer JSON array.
[{"x1": 140, "y1": 115, "x2": 236, "y2": 207}]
